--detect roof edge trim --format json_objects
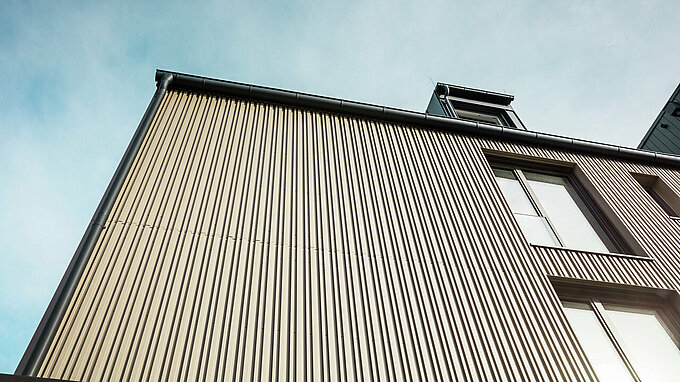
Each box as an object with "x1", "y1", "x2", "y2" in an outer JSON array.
[
  {"x1": 435, "y1": 82, "x2": 514, "y2": 106},
  {"x1": 156, "y1": 69, "x2": 680, "y2": 167},
  {"x1": 16, "y1": 73, "x2": 175, "y2": 376}
]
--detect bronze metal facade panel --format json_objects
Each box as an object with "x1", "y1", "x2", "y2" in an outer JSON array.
[{"x1": 38, "y1": 89, "x2": 680, "y2": 381}]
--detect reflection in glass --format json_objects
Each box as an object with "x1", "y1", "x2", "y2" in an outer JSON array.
[
  {"x1": 562, "y1": 303, "x2": 633, "y2": 382},
  {"x1": 524, "y1": 172, "x2": 612, "y2": 253},
  {"x1": 515, "y1": 214, "x2": 560, "y2": 247},
  {"x1": 493, "y1": 169, "x2": 537, "y2": 215},
  {"x1": 455, "y1": 109, "x2": 503, "y2": 126},
  {"x1": 605, "y1": 306, "x2": 680, "y2": 382}
]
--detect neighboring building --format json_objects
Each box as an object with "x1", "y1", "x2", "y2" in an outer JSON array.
[
  {"x1": 639, "y1": 83, "x2": 680, "y2": 155},
  {"x1": 16, "y1": 71, "x2": 680, "y2": 381}
]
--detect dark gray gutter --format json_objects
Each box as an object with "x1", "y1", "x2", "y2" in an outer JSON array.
[
  {"x1": 16, "y1": 73, "x2": 175, "y2": 376},
  {"x1": 156, "y1": 69, "x2": 680, "y2": 168}
]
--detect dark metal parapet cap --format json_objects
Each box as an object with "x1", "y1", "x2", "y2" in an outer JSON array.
[
  {"x1": 435, "y1": 82, "x2": 514, "y2": 106},
  {"x1": 155, "y1": 69, "x2": 680, "y2": 168}
]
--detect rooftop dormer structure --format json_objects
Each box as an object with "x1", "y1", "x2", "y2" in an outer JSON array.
[{"x1": 427, "y1": 82, "x2": 527, "y2": 129}]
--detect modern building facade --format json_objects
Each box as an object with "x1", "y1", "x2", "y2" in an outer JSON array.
[
  {"x1": 639, "y1": 83, "x2": 680, "y2": 155},
  {"x1": 17, "y1": 70, "x2": 680, "y2": 381}
]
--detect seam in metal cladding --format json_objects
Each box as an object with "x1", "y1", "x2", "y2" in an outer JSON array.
[{"x1": 16, "y1": 73, "x2": 175, "y2": 377}]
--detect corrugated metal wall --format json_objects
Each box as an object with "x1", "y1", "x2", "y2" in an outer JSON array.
[{"x1": 39, "y1": 90, "x2": 680, "y2": 381}]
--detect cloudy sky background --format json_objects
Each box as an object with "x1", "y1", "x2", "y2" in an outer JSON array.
[{"x1": 1, "y1": 0, "x2": 679, "y2": 373}]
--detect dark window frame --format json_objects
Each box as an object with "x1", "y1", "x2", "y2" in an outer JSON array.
[
  {"x1": 646, "y1": 187, "x2": 679, "y2": 217},
  {"x1": 552, "y1": 277, "x2": 680, "y2": 382},
  {"x1": 488, "y1": 155, "x2": 636, "y2": 255},
  {"x1": 449, "y1": 100, "x2": 513, "y2": 127},
  {"x1": 442, "y1": 96, "x2": 526, "y2": 129},
  {"x1": 631, "y1": 173, "x2": 680, "y2": 218}
]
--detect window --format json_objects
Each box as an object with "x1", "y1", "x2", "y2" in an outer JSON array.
[
  {"x1": 447, "y1": 100, "x2": 517, "y2": 127},
  {"x1": 553, "y1": 279, "x2": 680, "y2": 382},
  {"x1": 632, "y1": 173, "x2": 680, "y2": 218},
  {"x1": 492, "y1": 166, "x2": 630, "y2": 254},
  {"x1": 453, "y1": 107, "x2": 505, "y2": 126},
  {"x1": 429, "y1": 83, "x2": 527, "y2": 129},
  {"x1": 562, "y1": 300, "x2": 680, "y2": 381}
]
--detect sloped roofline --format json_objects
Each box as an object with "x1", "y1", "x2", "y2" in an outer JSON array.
[
  {"x1": 16, "y1": 73, "x2": 175, "y2": 376},
  {"x1": 156, "y1": 69, "x2": 680, "y2": 167},
  {"x1": 638, "y1": 83, "x2": 680, "y2": 150}
]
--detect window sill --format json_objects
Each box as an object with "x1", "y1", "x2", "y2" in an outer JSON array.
[{"x1": 530, "y1": 244, "x2": 654, "y2": 262}]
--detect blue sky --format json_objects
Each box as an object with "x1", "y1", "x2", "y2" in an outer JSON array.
[{"x1": 1, "y1": 0, "x2": 679, "y2": 373}]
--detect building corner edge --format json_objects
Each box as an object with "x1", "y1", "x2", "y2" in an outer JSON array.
[{"x1": 15, "y1": 71, "x2": 174, "y2": 376}]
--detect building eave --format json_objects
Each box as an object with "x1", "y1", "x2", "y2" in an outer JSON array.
[{"x1": 156, "y1": 69, "x2": 680, "y2": 168}]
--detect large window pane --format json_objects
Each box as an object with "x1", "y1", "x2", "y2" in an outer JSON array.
[
  {"x1": 605, "y1": 306, "x2": 680, "y2": 381},
  {"x1": 524, "y1": 172, "x2": 611, "y2": 253},
  {"x1": 515, "y1": 214, "x2": 560, "y2": 247},
  {"x1": 493, "y1": 169, "x2": 537, "y2": 215},
  {"x1": 562, "y1": 303, "x2": 633, "y2": 382}
]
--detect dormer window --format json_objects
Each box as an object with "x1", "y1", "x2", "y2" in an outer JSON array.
[{"x1": 426, "y1": 82, "x2": 527, "y2": 129}]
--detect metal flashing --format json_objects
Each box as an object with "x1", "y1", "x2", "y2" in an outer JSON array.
[
  {"x1": 27, "y1": 76, "x2": 680, "y2": 381},
  {"x1": 156, "y1": 69, "x2": 680, "y2": 168},
  {"x1": 16, "y1": 73, "x2": 175, "y2": 376},
  {"x1": 435, "y1": 82, "x2": 514, "y2": 105}
]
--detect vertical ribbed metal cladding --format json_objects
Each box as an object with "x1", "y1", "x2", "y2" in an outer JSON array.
[
  {"x1": 482, "y1": 139, "x2": 680, "y2": 290},
  {"x1": 16, "y1": 73, "x2": 174, "y2": 377},
  {"x1": 38, "y1": 89, "x2": 680, "y2": 381}
]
